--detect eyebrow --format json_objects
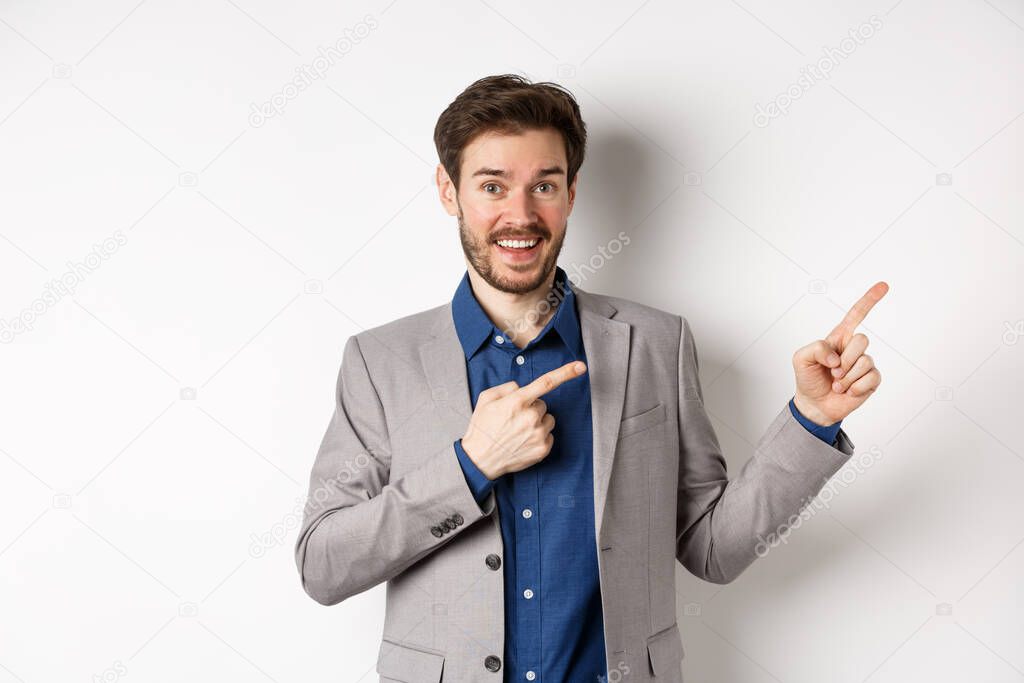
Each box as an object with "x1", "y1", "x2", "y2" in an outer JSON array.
[{"x1": 471, "y1": 166, "x2": 566, "y2": 180}]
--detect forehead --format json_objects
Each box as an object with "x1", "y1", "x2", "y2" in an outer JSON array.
[{"x1": 461, "y1": 128, "x2": 567, "y2": 177}]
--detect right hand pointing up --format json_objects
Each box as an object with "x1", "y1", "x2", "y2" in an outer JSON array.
[{"x1": 460, "y1": 361, "x2": 588, "y2": 480}]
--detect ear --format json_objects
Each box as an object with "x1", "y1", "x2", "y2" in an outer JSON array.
[
  {"x1": 436, "y1": 163, "x2": 458, "y2": 217},
  {"x1": 566, "y1": 173, "x2": 578, "y2": 214}
]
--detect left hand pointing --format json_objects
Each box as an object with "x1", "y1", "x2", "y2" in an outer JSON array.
[{"x1": 792, "y1": 281, "x2": 890, "y2": 426}]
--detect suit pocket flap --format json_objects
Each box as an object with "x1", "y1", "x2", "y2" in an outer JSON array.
[
  {"x1": 376, "y1": 638, "x2": 445, "y2": 682},
  {"x1": 647, "y1": 622, "x2": 684, "y2": 677},
  {"x1": 619, "y1": 402, "x2": 666, "y2": 439}
]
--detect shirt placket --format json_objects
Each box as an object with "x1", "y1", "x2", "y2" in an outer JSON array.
[{"x1": 509, "y1": 339, "x2": 541, "y2": 682}]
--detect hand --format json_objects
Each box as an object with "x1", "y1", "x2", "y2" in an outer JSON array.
[
  {"x1": 792, "y1": 282, "x2": 889, "y2": 425},
  {"x1": 461, "y1": 361, "x2": 587, "y2": 480}
]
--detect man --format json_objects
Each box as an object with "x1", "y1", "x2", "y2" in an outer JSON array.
[{"x1": 294, "y1": 74, "x2": 886, "y2": 682}]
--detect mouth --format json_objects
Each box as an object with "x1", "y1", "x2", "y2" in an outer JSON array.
[{"x1": 492, "y1": 236, "x2": 543, "y2": 264}]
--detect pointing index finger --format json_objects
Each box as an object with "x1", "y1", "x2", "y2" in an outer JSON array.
[
  {"x1": 517, "y1": 361, "x2": 587, "y2": 402},
  {"x1": 827, "y1": 281, "x2": 889, "y2": 347}
]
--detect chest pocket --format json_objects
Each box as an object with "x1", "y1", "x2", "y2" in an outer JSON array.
[{"x1": 618, "y1": 402, "x2": 666, "y2": 440}]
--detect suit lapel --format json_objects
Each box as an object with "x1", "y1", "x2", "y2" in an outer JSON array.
[
  {"x1": 420, "y1": 286, "x2": 632, "y2": 539},
  {"x1": 574, "y1": 286, "x2": 631, "y2": 540},
  {"x1": 420, "y1": 302, "x2": 475, "y2": 444}
]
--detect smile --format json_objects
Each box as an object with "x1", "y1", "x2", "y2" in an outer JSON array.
[
  {"x1": 495, "y1": 238, "x2": 539, "y2": 249},
  {"x1": 493, "y1": 237, "x2": 542, "y2": 263}
]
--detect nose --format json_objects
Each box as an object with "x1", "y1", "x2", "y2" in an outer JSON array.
[{"x1": 503, "y1": 187, "x2": 538, "y2": 228}]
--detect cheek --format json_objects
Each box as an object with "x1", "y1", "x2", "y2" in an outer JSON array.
[
  {"x1": 538, "y1": 206, "x2": 568, "y2": 231},
  {"x1": 463, "y1": 201, "x2": 498, "y2": 225},
  {"x1": 541, "y1": 198, "x2": 568, "y2": 217}
]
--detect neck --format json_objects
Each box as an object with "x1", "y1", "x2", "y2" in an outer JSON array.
[{"x1": 465, "y1": 265, "x2": 562, "y2": 349}]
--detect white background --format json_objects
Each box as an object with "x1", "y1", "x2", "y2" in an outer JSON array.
[{"x1": 1, "y1": 1, "x2": 1022, "y2": 681}]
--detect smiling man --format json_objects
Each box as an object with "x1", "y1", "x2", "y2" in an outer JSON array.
[{"x1": 294, "y1": 74, "x2": 887, "y2": 683}]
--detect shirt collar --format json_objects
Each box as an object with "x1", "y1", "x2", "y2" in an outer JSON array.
[{"x1": 451, "y1": 265, "x2": 581, "y2": 360}]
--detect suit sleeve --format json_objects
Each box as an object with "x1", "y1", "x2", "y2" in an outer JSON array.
[
  {"x1": 294, "y1": 335, "x2": 496, "y2": 606},
  {"x1": 674, "y1": 316, "x2": 856, "y2": 584},
  {"x1": 788, "y1": 396, "x2": 843, "y2": 445}
]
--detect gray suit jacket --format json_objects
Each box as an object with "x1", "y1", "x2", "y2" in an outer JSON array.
[{"x1": 294, "y1": 283, "x2": 855, "y2": 682}]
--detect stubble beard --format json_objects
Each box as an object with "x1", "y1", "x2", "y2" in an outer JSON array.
[{"x1": 457, "y1": 203, "x2": 566, "y2": 296}]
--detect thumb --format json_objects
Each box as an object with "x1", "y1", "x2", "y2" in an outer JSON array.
[
  {"x1": 479, "y1": 380, "x2": 520, "y2": 404},
  {"x1": 793, "y1": 339, "x2": 840, "y2": 370}
]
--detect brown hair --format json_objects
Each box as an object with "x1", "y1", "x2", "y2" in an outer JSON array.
[{"x1": 433, "y1": 74, "x2": 587, "y2": 194}]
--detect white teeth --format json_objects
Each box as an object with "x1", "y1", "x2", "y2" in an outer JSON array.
[{"x1": 496, "y1": 238, "x2": 539, "y2": 249}]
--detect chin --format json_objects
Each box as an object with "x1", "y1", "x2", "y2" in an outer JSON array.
[{"x1": 491, "y1": 263, "x2": 550, "y2": 294}]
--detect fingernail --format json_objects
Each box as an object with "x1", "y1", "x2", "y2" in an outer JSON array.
[
  {"x1": 828, "y1": 353, "x2": 840, "y2": 365},
  {"x1": 832, "y1": 367, "x2": 844, "y2": 377},
  {"x1": 833, "y1": 381, "x2": 843, "y2": 392}
]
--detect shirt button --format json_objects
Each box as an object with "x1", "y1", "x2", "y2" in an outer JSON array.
[
  {"x1": 495, "y1": 335, "x2": 504, "y2": 344},
  {"x1": 523, "y1": 588, "x2": 534, "y2": 599},
  {"x1": 484, "y1": 655, "x2": 501, "y2": 672},
  {"x1": 515, "y1": 355, "x2": 525, "y2": 365},
  {"x1": 526, "y1": 672, "x2": 536, "y2": 681},
  {"x1": 521, "y1": 508, "x2": 532, "y2": 519}
]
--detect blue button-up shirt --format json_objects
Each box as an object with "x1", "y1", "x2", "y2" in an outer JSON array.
[{"x1": 450, "y1": 266, "x2": 841, "y2": 681}]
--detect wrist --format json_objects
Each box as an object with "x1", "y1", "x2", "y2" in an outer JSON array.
[
  {"x1": 460, "y1": 435, "x2": 499, "y2": 480},
  {"x1": 792, "y1": 393, "x2": 836, "y2": 427}
]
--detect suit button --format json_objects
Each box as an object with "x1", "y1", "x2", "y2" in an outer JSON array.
[
  {"x1": 485, "y1": 553, "x2": 501, "y2": 570},
  {"x1": 484, "y1": 655, "x2": 501, "y2": 672},
  {"x1": 452, "y1": 513, "x2": 464, "y2": 526},
  {"x1": 430, "y1": 525, "x2": 443, "y2": 537},
  {"x1": 442, "y1": 519, "x2": 455, "y2": 531}
]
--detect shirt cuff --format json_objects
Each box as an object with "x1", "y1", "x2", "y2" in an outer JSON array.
[
  {"x1": 454, "y1": 439, "x2": 495, "y2": 503},
  {"x1": 789, "y1": 397, "x2": 843, "y2": 446}
]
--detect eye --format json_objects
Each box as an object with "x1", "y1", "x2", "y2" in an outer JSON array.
[
  {"x1": 536, "y1": 182, "x2": 556, "y2": 193},
  {"x1": 482, "y1": 183, "x2": 502, "y2": 194}
]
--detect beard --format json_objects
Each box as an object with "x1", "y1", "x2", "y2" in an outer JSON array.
[{"x1": 457, "y1": 203, "x2": 566, "y2": 295}]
